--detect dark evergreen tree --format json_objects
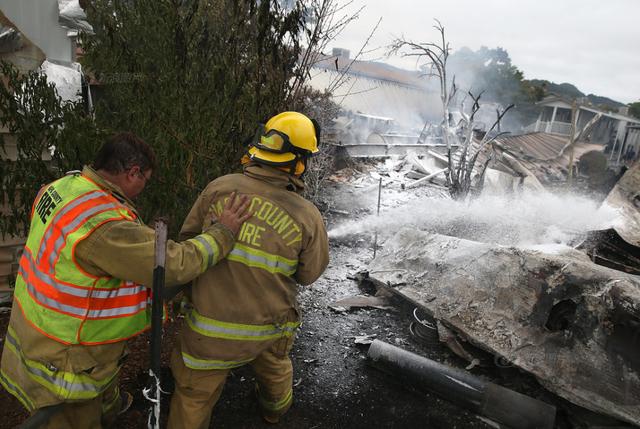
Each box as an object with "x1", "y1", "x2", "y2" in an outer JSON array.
[
  {"x1": 0, "y1": 61, "x2": 103, "y2": 237},
  {"x1": 80, "y1": 0, "x2": 309, "y2": 230},
  {"x1": 2, "y1": 0, "x2": 323, "y2": 236}
]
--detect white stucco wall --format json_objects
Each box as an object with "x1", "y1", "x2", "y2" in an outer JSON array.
[{"x1": 0, "y1": 0, "x2": 73, "y2": 63}]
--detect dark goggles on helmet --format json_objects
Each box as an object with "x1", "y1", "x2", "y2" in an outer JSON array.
[{"x1": 251, "y1": 125, "x2": 313, "y2": 157}]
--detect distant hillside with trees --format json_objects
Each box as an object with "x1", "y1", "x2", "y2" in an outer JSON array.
[
  {"x1": 442, "y1": 46, "x2": 628, "y2": 130},
  {"x1": 527, "y1": 80, "x2": 625, "y2": 110}
]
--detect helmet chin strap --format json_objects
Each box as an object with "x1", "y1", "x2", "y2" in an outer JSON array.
[
  {"x1": 285, "y1": 154, "x2": 308, "y2": 177},
  {"x1": 288, "y1": 157, "x2": 298, "y2": 175},
  {"x1": 299, "y1": 157, "x2": 309, "y2": 179}
]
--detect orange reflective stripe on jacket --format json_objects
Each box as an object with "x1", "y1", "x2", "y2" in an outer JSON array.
[{"x1": 19, "y1": 248, "x2": 149, "y2": 319}]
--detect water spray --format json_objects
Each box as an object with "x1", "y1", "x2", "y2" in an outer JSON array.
[{"x1": 330, "y1": 191, "x2": 621, "y2": 249}]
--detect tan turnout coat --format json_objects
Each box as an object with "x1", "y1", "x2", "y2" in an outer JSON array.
[{"x1": 177, "y1": 163, "x2": 329, "y2": 367}]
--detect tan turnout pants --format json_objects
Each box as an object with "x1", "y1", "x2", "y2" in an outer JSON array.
[
  {"x1": 168, "y1": 335, "x2": 295, "y2": 429},
  {"x1": 40, "y1": 378, "x2": 121, "y2": 429}
]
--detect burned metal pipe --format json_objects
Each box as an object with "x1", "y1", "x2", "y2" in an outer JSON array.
[{"x1": 367, "y1": 339, "x2": 556, "y2": 429}]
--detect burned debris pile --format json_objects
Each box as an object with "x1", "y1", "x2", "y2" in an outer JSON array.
[
  {"x1": 325, "y1": 149, "x2": 640, "y2": 427},
  {"x1": 581, "y1": 161, "x2": 640, "y2": 275},
  {"x1": 367, "y1": 229, "x2": 640, "y2": 425}
]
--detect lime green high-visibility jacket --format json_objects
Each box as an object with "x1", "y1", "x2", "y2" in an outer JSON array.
[{"x1": 0, "y1": 166, "x2": 235, "y2": 410}]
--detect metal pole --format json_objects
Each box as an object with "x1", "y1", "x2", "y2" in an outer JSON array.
[
  {"x1": 373, "y1": 177, "x2": 382, "y2": 259},
  {"x1": 147, "y1": 220, "x2": 167, "y2": 429}
]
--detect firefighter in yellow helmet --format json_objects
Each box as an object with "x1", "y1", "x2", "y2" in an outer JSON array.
[
  {"x1": 247, "y1": 111, "x2": 320, "y2": 174},
  {"x1": 168, "y1": 112, "x2": 330, "y2": 428}
]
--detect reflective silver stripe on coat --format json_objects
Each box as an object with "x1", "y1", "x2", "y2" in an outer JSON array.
[
  {"x1": 0, "y1": 370, "x2": 34, "y2": 410},
  {"x1": 48, "y1": 202, "x2": 120, "y2": 268},
  {"x1": 229, "y1": 247, "x2": 297, "y2": 275},
  {"x1": 23, "y1": 252, "x2": 146, "y2": 299},
  {"x1": 24, "y1": 252, "x2": 90, "y2": 298},
  {"x1": 85, "y1": 299, "x2": 149, "y2": 318},
  {"x1": 187, "y1": 310, "x2": 298, "y2": 339},
  {"x1": 181, "y1": 353, "x2": 252, "y2": 370},
  {"x1": 20, "y1": 266, "x2": 149, "y2": 319},
  {"x1": 36, "y1": 191, "x2": 106, "y2": 263},
  {"x1": 194, "y1": 235, "x2": 215, "y2": 267},
  {"x1": 88, "y1": 286, "x2": 147, "y2": 299},
  {"x1": 21, "y1": 266, "x2": 89, "y2": 317},
  {"x1": 5, "y1": 331, "x2": 109, "y2": 395}
]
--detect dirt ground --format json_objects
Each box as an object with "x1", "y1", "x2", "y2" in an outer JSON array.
[
  {"x1": 0, "y1": 242, "x2": 498, "y2": 429},
  {"x1": 0, "y1": 174, "x2": 620, "y2": 429}
]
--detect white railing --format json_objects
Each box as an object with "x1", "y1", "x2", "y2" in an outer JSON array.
[
  {"x1": 548, "y1": 122, "x2": 572, "y2": 135},
  {"x1": 522, "y1": 121, "x2": 571, "y2": 135}
]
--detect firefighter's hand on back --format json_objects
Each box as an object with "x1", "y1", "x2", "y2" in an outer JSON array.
[{"x1": 209, "y1": 191, "x2": 252, "y2": 236}]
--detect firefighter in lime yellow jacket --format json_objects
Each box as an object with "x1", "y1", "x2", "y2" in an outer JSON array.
[
  {"x1": 0, "y1": 132, "x2": 251, "y2": 428},
  {"x1": 168, "y1": 112, "x2": 330, "y2": 428}
]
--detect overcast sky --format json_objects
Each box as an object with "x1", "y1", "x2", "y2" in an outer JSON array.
[{"x1": 332, "y1": 0, "x2": 640, "y2": 104}]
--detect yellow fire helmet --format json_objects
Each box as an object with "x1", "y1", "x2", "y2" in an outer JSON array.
[{"x1": 248, "y1": 111, "x2": 320, "y2": 168}]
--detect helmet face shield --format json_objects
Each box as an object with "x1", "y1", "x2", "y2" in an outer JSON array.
[{"x1": 252, "y1": 125, "x2": 312, "y2": 157}]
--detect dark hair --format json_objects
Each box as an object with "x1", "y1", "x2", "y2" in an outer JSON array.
[{"x1": 92, "y1": 132, "x2": 156, "y2": 174}]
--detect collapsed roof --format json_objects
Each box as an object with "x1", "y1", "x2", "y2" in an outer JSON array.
[{"x1": 492, "y1": 132, "x2": 604, "y2": 185}]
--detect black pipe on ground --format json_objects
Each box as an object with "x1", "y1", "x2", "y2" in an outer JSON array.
[{"x1": 367, "y1": 339, "x2": 556, "y2": 429}]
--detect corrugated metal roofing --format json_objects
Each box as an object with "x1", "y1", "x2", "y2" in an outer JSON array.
[
  {"x1": 495, "y1": 132, "x2": 600, "y2": 161},
  {"x1": 492, "y1": 132, "x2": 604, "y2": 184}
]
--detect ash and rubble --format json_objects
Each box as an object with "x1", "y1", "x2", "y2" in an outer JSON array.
[{"x1": 323, "y1": 154, "x2": 640, "y2": 427}]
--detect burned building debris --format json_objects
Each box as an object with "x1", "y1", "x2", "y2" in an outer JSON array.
[
  {"x1": 323, "y1": 146, "x2": 640, "y2": 426},
  {"x1": 581, "y1": 160, "x2": 640, "y2": 275},
  {"x1": 316, "y1": 127, "x2": 640, "y2": 428},
  {"x1": 492, "y1": 133, "x2": 605, "y2": 187},
  {"x1": 366, "y1": 228, "x2": 640, "y2": 425},
  {"x1": 525, "y1": 95, "x2": 640, "y2": 167}
]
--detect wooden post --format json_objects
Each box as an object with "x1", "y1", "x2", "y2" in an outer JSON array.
[
  {"x1": 547, "y1": 106, "x2": 558, "y2": 133},
  {"x1": 373, "y1": 178, "x2": 382, "y2": 259},
  {"x1": 567, "y1": 101, "x2": 577, "y2": 186},
  {"x1": 406, "y1": 168, "x2": 449, "y2": 189}
]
